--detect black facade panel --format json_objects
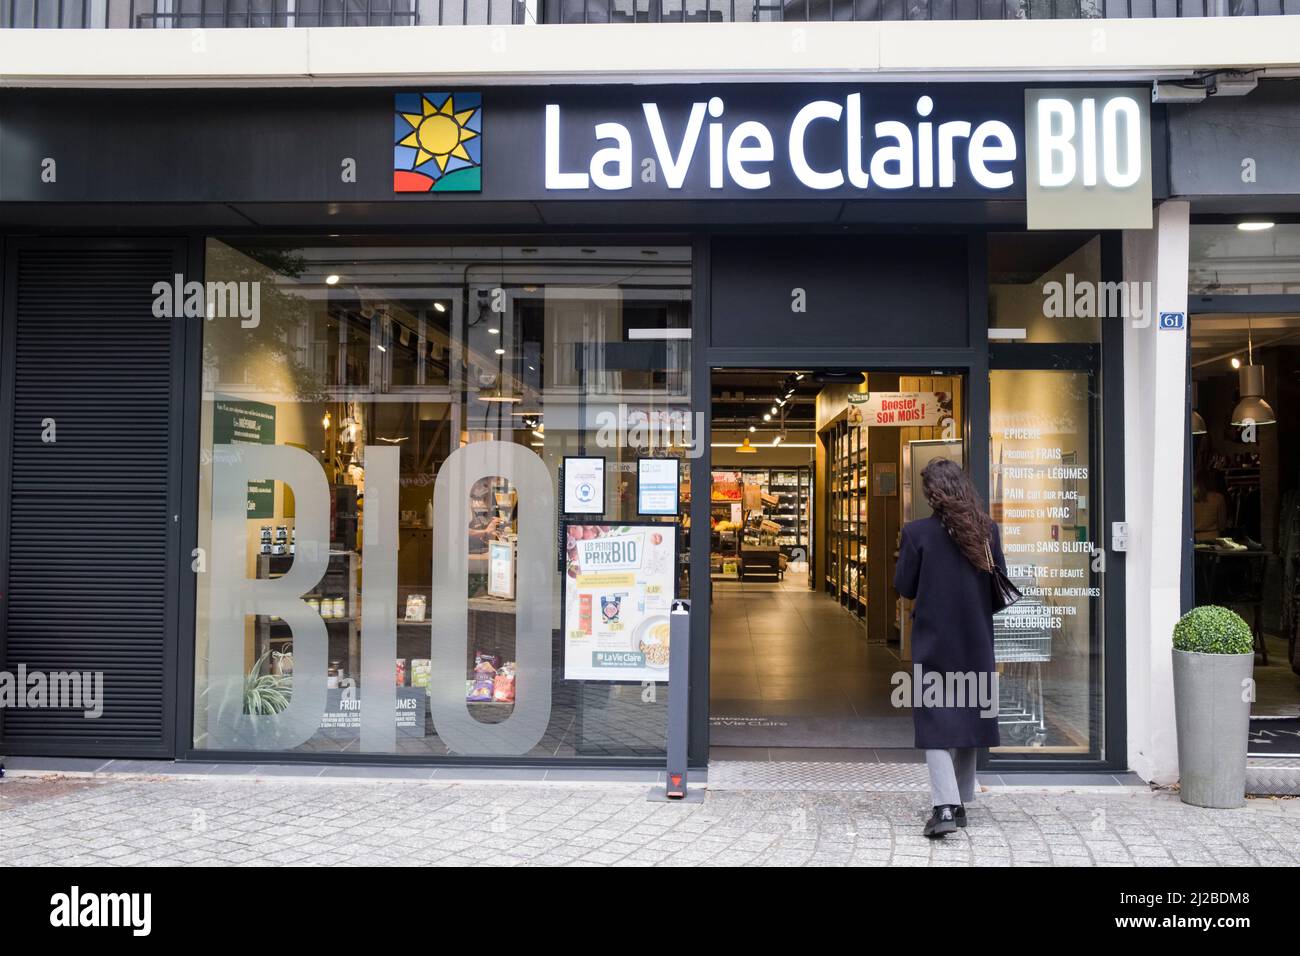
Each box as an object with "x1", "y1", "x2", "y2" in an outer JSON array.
[
  {"x1": 0, "y1": 243, "x2": 181, "y2": 755},
  {"x1": 0, "y1": 85, "x2": 1027, "y2": 205},
  {"x1": 709, "y1": 234, "x2": 969, "y2": 350}
]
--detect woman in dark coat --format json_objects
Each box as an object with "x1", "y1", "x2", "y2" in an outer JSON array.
[{"x1": 893, "y1": 457, "x2": 1005, "y2": 838}]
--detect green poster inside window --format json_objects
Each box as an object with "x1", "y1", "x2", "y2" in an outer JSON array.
[{"x1": 213, "y1": 397, "x2": 277, "y2": 519}]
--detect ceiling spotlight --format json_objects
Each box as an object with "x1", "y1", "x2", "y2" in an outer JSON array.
[
  {"x1": 769, "y1": 406, "x2": 777, "y2": 415},
  {"x1": 433, "y1": 301, "x2": 446, "y2": 312},
  {"x1": 1231, "y1": 357, "x2": 1242, "y2": 369},
  {"x1": 325, "y1": 274, "x2": 341, "y2": 286},
  {"x1": 773, "y1": 435, "x2": 783, "y2": 446},
  {"x1": 748, "y1": 425, "x2": 756, "y2": 433},
  {"x1": 1237, "y1": 221, "x2": 1275, "y2": 232},
  {"x1": 494, "y1": 347, "x2": 506, "y2": 355},
  {"x1": 488, "y1": 327, "x2": 500, "y2": 334},
  {"x1": 763, "y1": 413, "x2": 771, "y2": 422}
]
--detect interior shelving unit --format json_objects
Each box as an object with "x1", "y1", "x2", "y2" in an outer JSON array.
[
  {"x1": 256, "y1": 550, "x2": 361, "y2": 678},
  {"x1": 823, "y1": 418, "x2": 867, "y2": 618},
  {"x1": 739, "y1": 466, "x2": 811, "y2": 557}
]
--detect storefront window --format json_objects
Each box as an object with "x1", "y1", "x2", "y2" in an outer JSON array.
[
  {"x1": 988, "y1": 233, "x2": 1107, "y2": 757},
  {"x1": 988, "y1": 232, "x2": 1103, "y2": 343},
  {"x1": 192, "y1": 238, "x2": 692, "y2": 758},
  {"x1": 1190, "y1": 224, "x2": 1300, "y2": 296}
]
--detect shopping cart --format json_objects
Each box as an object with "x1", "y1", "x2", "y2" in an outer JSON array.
[{"x1": 994, "y1": 592, "x2": 1053, "y2": 747}]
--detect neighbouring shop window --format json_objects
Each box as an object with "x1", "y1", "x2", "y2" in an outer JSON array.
[
  {"x1": 988, "y1": 233, "x2": 1107, "y2": 758},
  {"x1": 1190, "y1": 224, "x2": 1300, "y2": 296},
  {"x1": 192, "y1": 238, "x2": 692, "y2": 758},
  {"x1": 1189, "y1": 311, "x2": 1300, "y2": 749}
]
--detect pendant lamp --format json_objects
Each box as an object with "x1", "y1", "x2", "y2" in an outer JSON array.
[
  {"x1": 1230, "y1": 315, "x2": 1277, "y2": 426},
  {"x1": 1190, "y1": 380, "x2": 1207, "y2": 436},
  {"x1": 736, "y1": 437, "x2": 757, "y2": 454}
]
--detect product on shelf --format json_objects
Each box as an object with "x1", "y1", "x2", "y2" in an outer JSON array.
[
  {"x1": 492, "y1": 662, "x2": 517, "y2": 703},
  {"x1": 272, "y1": 646, "x2": 294, "y2": 676},
  {"x1": 410, "y1": 658, "x2": 432, "y2": 689},
  {"x1": 467, "y1": 653, "x2": 498, "y2": 702},
  {"x1": 395, "y1": 659, "x2": 407, "y2": 686},
  {"x1": 404, "y1": 594, "x2": 427, "y2": 622}
]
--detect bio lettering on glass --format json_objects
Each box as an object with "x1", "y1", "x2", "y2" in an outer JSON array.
[{"x1": 207, "y1": 441, "x2": 554, "y2": 755}]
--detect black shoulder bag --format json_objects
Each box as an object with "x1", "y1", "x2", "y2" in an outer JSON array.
[{"x1": 984, "y1": 537, "x2": 1021, "y2": 614}]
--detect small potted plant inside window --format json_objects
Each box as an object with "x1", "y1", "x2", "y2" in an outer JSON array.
[{"x1": 1172, "y1": 605, "x2": 1255, "y2": 808}]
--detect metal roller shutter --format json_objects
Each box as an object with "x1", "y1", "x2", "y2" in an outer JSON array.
[{"x1": 1, "y1": 241, "x2": 184, "y2": 757}]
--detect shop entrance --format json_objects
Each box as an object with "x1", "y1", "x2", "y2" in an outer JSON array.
[{"x1": 707, "y1": 368, "x2": 964, "y2": 751}]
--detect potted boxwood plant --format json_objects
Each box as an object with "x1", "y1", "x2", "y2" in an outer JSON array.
[{"x1": 1172, "y1": 605, "x2": 1255, "y2": 808}]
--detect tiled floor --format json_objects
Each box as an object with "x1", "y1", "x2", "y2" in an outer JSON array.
[
  {"x1": 709, "y1": 575, "x2": 914, "y2": 748},
  {"x1": 5, "y1": 771, "x2": 1298, "y2": 867}
]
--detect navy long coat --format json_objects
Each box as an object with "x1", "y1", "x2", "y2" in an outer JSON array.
[{"x1": 893, "y1": 516, "x2": 1003, "y2": 750}]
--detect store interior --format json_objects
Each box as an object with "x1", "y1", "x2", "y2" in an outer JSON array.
[
  {"x1": 1189, "y1": 311, "x2": 1300, "y2": 754},
  {"x1": 708, "y1": 368, "x2": 963, "y2": 751}
]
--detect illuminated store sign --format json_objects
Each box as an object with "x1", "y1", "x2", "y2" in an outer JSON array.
[
  {"x1": 0, "y1": 84, "x2": 1146, "y2": 214},
  {"x1": 545, "y1": 95, "x2": 1018, "y2": 193},
  {"x1": 1024, "y1": 88, "x2": 1152, "y2": 230}
]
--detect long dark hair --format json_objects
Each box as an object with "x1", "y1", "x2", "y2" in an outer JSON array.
[{"x1": 921, "y1": 458, "x2": 994, "y2": 571}]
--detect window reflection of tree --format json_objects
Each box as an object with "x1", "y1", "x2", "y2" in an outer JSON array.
[{"x1": 203, "y1": 242, "x2": 330, "y2": 403}]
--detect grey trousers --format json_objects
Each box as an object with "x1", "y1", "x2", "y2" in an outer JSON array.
[{"x1": 926, "y1": 747, "x2": 978, "y2": 807}]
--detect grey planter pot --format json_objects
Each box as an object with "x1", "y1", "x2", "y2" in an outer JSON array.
[{"x1": 1172, "y1": 648, "x2": 1254, "y2": 809}]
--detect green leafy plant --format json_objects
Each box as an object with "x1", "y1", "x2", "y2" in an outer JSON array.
[
  {"x1": 244, "y1": 650, "x2": 293, "y2": 716},
  {"x1": 1173, "y1": 605, "x2": 1255, "y2": 655}
]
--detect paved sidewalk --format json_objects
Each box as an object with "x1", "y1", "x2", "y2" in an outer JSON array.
[{"x1": 2, "y1": 773, "x2": 1298, "y2": 866}]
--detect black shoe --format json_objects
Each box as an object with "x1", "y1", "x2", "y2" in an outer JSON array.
[
  {"x1": 924, "y1": 805, "x2": 958, "y2": 838},
  {"x1": 954, "y1": 805, "x2": 967, "y2": 828}
]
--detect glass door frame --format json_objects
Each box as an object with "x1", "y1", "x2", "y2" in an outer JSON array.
[
  {"x1": 987, "y1": 343, "x2": 1120, "y2": 768},
  {"x1": 695, "y1": 231, "x2": 1128, "y2": 771},
  {"x1": 982, "y1": 232, "x2": 1127, "y2": 772}
]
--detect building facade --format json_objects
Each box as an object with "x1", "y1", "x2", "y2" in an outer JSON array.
[{"x1": 1, "y1": 11, "x2": 1298, "y2": 784}]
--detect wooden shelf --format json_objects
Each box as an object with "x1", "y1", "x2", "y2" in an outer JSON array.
[{"x1": 256, "y1": 549, "x2": 360, "y2": 679}]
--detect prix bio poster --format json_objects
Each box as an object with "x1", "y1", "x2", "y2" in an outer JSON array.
[{"x1": 563, "y1": 524, "x2": 675, "y2": 681}]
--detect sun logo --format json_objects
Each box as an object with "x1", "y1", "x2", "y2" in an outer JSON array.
[{"x1": 394, "y1": 92, "x2": 482, "y2": 193}]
